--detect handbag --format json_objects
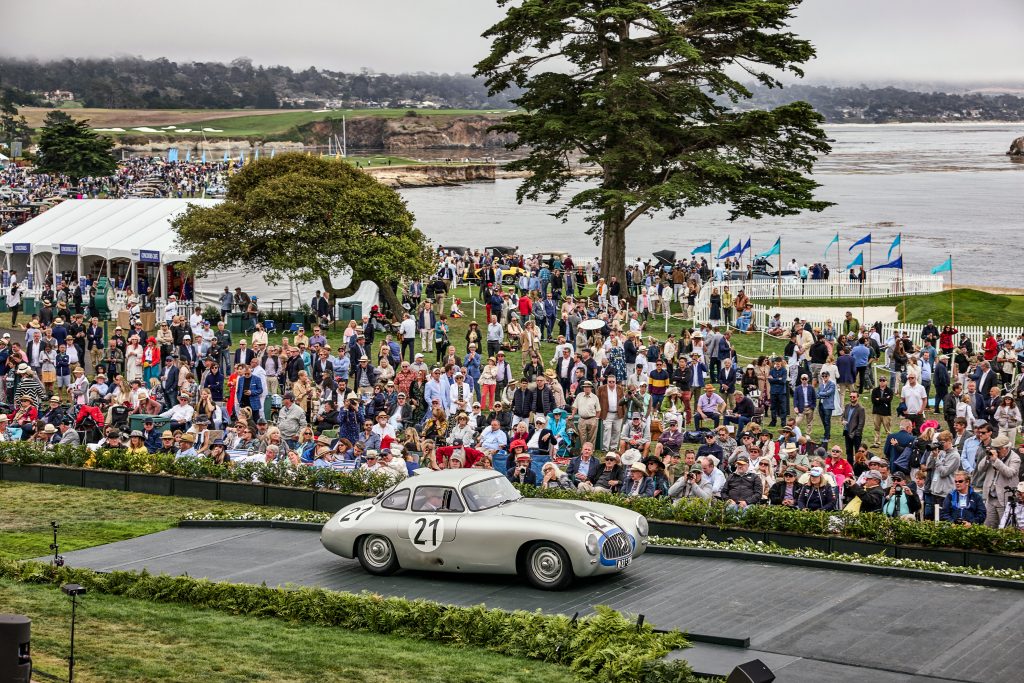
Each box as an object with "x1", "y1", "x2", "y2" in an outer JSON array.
[{"x1": 843, "y1": 496, "x2": 862, "y2": 515}]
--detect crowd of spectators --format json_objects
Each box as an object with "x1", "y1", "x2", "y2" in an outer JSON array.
[
  {"x1": 2, "y1": 246, "x2": 1023, "y2": 531},
  {"x1": 1, "y1": 157, "x2": 232, "y2": 230}
]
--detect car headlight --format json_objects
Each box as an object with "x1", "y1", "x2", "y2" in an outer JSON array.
[
  {"x1": 585, "y1": 532, "x2": 600, "y2": 556},
  {"x1": 636, "y1": 516, "x2": 649, "y2": 538}
]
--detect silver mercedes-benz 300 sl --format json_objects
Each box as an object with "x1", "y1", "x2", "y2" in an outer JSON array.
[{"x1": 321, "y1": 469, "x2": 648, "y2": 590}]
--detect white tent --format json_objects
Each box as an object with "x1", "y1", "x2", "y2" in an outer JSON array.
[{"x1": 0, "y1": 198, "x2": 378, "y2": 314}]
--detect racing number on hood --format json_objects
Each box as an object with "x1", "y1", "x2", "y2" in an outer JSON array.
[
  {"x1": 409, "y1": 516, "x2": 445, "y2": 552},
  {"x1": 336, "y1": 505, "x2": 374, "y2": 528},
  {"x1": 576, "y1": 511, "x2": 617, "y2": 533}
]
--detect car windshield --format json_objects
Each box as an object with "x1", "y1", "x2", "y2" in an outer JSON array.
[{"x1": 462, "y1": 475, "x2": 522, "y2": 512}]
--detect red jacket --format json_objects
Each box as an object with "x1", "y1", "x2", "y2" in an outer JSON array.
[
  {"x1": 825, "y1": 456, "x2": 854, "y2": 488},
  {"x1": 518, "y1": 295, "x2": 532, "y2": 317},
  {"x1": 436, "y1": 446, "x2": 485, "y2": 468},
  {"x1": 984, "y1": 336, "x2": 998, "y2": 361}
]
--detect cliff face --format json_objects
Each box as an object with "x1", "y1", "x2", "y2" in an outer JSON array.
[
  {"x1": 363, "y1": 163, "x2": 496, "y2": 188},
  {"x1": 304, "y1": 115, "x2": 514, "y2": 150}
]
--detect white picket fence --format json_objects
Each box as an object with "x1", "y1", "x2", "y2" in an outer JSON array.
[
  {"x1": 733, "y1": 274, "x2": 943, "y2": 300},
  {"x1": 746, "y1": 305, "x2": 1024, "y2": 347}
]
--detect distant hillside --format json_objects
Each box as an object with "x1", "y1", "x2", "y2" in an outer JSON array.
[
  {"x1": 738, "y1": 84, "x2": 1024, "y2": 123},
  {"x1": 4, "y1": 56, "x2": 1024, "y2": 123},
  {"x1": 0, "y1": 56, "x2": 517, "y2": 110}
]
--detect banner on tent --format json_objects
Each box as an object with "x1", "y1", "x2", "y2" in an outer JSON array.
[
  {"x1": 59, "y1": 244, "x2": 78, "y2": 256},
  {"x1": 139, "y1": 250, "x2": 161, "y2": 264},
  {"x1": 12, "y1": 243, "x2": 29, "y2": 254}
]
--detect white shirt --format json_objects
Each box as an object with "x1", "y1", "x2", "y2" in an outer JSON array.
[
  {"x1": 399, "y1": 318, "x2": 416, "y2": 339},
  {"x1": 449, "y1": 381, "x2": 473, "y2": 414},
  {"x1": 372, "y1": 423, "x2": 397, "y2": 440},
  {"x1": 163, "y1": 403, "x2": 195, "y2": 422},
  {"x1": 902, "y1": 382, "x2": 928, "y2": 415},
  {"x1": 189, "y1": 313, "x2": 204, "y2": 337},
  {"x1": 164, "y1": 301, "x2": 178, "y2": 322}
]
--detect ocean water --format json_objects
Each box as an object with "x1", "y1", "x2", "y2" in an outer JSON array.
[{"x1": 399, "y1": 123, "x2": 1024, "y2": 286}]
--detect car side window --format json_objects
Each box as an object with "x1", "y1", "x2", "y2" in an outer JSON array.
[
  {"x1": 411, "y1": 486, "x2": 465, "y2": 513},
  {"x1": 381, "y1": 489, "x2": 410, "y2": 510}
]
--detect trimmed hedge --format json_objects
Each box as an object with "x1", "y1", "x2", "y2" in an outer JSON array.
[
  {"x1": 4, "y1": 441, "x2": 1024, "y2": 555},
  {"x1": 0, "y1": 441, "x2": 396, "y2": 494},
  {"x1": 517, "y1": 486, "x2": 1024, "y2": 556},
  {"x1": 0, "y1": 559, "x2": 696, "y2": 683}
]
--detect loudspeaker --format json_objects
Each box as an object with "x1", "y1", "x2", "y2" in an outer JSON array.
[
  {"x1": 726, "y1": 658, "x2": 775, "y2": 683},
  {"x1": 0, "y1": 614, "x2": 32, "y2": 683}
]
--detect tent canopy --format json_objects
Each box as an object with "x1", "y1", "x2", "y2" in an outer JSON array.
[{"x1": 0, "y1": 197, "x2": 217, "y2": 262}]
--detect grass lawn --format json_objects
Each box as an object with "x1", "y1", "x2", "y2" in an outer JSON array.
[
  {"x1": 0, "y1": 482, "x2": 307, "y2": 561},
  {"x1": 751, "y1": 288, "x2": 1024, "y2": 327},
  {"x1": 0, "y1": 580, "x2": 575, "y2": 683}
]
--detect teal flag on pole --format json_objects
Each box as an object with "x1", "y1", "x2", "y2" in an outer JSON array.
[
  {"x1": 824, "y1": 232, "x2": 839, "y2": 257},
  {"x1": 757, "y1": 238, "x2": 781, "y2": 258},
  {"x1": 691, "y1": 241, "x2": 712, "y2": 255},
  {"x1": 887, "y1": 234, "x2": 901, "y2": 260},
  {"x1": 717, "y1": 237, "x2": 731, "y2": 258},
  {"x1": 845, "y1": 252, "x2": 864, "y2": 270},
  {"x1": 931, "y1": 257, "x2": 952, "y2": 274}
]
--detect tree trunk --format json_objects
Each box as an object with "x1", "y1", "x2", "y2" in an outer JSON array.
[
  {"x1": 376, "y1": 280, "x2": 402, "y2": 318},
  {"x1": 600, "y1": 210, "x2": 628, "y2": 293},
  {"x1": 320, "y1": 273, "x2": 402, "y2": 319}
]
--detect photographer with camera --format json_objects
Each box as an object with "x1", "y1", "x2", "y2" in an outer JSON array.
[
  {"x1": 940, "y1": 470, "x2": 986, "y2": 526},
  {"x1": 668, "y1": 463, "x2": 713, "y2": 500},
  {"x1": 506, "y1": 450, "x2": 538, "y2": 485},
  {"x1": 921, "y1": 431, "x2": 961, "y2": 519},
  {"x1": 998, "y1": 482, "x2": 1024, "y2": 530},
  {"x1": 972, "y1": 434, "x2": 1021, "y2": 527},
  {"x1": 881, "y1": 471, "x2": 920, "y2": 520}
]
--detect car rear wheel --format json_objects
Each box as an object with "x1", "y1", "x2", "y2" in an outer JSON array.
[
  {"x1": 357, "y1": 535, "x2": 400, "y2": 576},
  {"x1": 524, "y1": 542, "x2": 573, "y2": 590},
  {"x1": 502, "y1": 274, "x2": 516, "y2": 285}
]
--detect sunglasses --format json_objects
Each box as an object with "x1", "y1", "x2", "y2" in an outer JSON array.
[{"x1": 954, "y1": 479, "x2": 968, "y2": 484}]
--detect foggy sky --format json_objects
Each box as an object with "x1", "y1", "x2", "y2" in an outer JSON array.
[{"x1": 1, "y1": 0, "x2": 1022, "y2": 84}]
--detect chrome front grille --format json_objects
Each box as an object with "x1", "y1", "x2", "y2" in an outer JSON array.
[{"x1": 601, "y1": 531, "x2": 632, "y2": 560}]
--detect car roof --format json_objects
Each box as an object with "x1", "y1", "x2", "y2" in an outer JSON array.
[{"x1": 403, "y1": 468, "x2": 499, "y2": 489}]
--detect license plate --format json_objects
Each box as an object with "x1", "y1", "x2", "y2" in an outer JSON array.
[{"x1": 616, "y1": 557, "x2": 631, "y2": 569}]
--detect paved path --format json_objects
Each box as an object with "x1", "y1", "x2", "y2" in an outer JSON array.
[{"x1": 58, "y1": 527, "x2": 1024, "y2": 682}]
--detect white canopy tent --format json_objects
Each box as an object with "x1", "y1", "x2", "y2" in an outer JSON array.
[{"x1": 0, "y1": 198, "x2": 379, "y2": 314}]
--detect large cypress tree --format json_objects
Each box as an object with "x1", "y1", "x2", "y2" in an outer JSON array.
[
  {"x1": 35, "y1": 110, "x2": 117, "y2": 182},
  {"x1": 475, "y1": 0, "x2": 833, "y2": 282}
]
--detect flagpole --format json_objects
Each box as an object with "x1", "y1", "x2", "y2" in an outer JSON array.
[
  {"x1": 949, "y1": 253, "x2": 955, "y2": 326},
  {"x1": 899, "y1": 233, "x2": 906, "y2": 323},
  {"x1": 835, "y1": 233, "x2": 840, "y2": 284},
  {"x1": 777, "y1": 240, "x2": 782, "y2": 308}
]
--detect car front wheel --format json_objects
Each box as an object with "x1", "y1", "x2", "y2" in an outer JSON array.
[
  {"x1": 524, "y1": 542, "x2": 573, "y2": 590},
  {"x1": 357, "y1": 535, "x2": 400, "y2": 576}
]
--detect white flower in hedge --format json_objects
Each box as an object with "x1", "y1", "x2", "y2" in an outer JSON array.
[{"x1": 646, "y1": 536, "x2": 1024, "y2": 582}]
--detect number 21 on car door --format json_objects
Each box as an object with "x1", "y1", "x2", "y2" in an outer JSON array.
[{"x1": 408, "y1": 515, "x2": 445, "y2": 552}]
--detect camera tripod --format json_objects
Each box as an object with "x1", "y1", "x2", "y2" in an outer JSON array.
[{"x1": 1004, "y1": 490, "x2": 1020, "y2": 529}]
